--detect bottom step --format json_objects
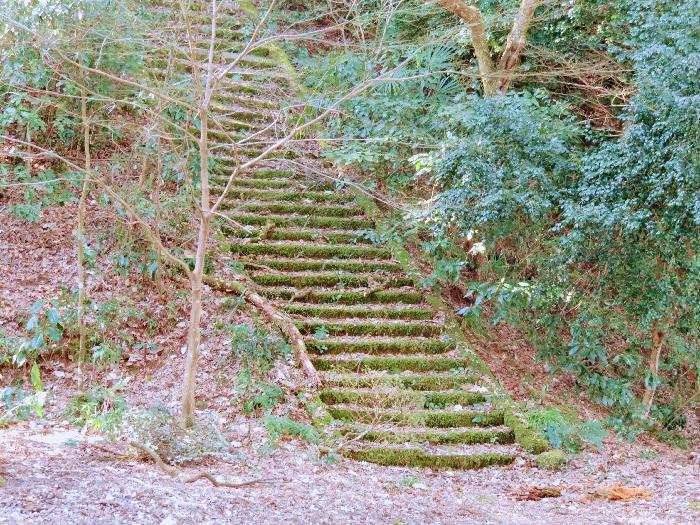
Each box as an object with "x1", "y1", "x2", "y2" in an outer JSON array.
[{"x1": 345, "y1": 444, "x2": 517, "y2": 469}]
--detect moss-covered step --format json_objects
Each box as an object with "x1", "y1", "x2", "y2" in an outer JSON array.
[
  {"x1": 327, "y1": 405, "x2": 504, "y2": 427},
  {"x1": 305, "y1": 336, "x2": 455, "y2": 356},
  {"x1": 344, "y1": 445, "x2": 516, "y2": 470},
  {"x1": 222, "y1": 228, "x2": 370, "y2": 244},
  {"x1": 319, "y1": 388, "x2": 485, "y2": 408},
  {"x1": 282, "y1": 303, "x2": 436, "y2": 320},
  {"x1": 312, "y1": 355, "x2": 474, "y2": 373},
  {"x1": 225, "y1": 201, "x2": 365, "y2": 218},
  {"x1": 223, "y1": 213, "x2": 373, "y2": 229},
  {"x1": 299, "y1": 320, "x2": 441, "y2": 337},
  {"x1": 216, "y1": 177, "x2": 292, "y2": 189},
  {"x1": 261, "y1": 287, "x2": 424, "y2": 305},
  {"x1": 219, "y1": 189, "x2": 350, "y2": 204},
  {"x1": 340, "y1": 424, "x2": 515, "y2": 445},
  {"x1": 242, "y1": 257, "x2": 401, "y2": 272},
  {"x1": 249, "y1": 272, "x2": 412, "y2": 288},
  {"x1": 225, "y1": 241, "x2": 391, "y2": 260},
  {"x1": 212, "y1": 92, "x2": 278, "y2": 110},
  {"x1": 320, "y1": 371, "x2": 480, "y2": 390}
]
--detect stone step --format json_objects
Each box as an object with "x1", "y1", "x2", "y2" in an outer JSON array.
[
  {"x1": 223, "y1": 213, "x2": 373, "y2": 230},
  {"x1": 242, "y1": 257, "x2": 399, "y2": 272},
  {"x1": 320, "y1": 371, "x2": 480, "y2": 391},
  {"x1": 224, "y1": 241, "x2": 391, "y2": 260},
  {"x1": 340, "y1": 423, "x2": 515, "y2": 445},
  {"x1": 219, "y1": 188, "x2": 350, "y2": 204},
  {"x1": 224, "y1": 229, "x2": 373, "y2": 245},
  {"x1": 312, "y1": 355, "x2": 473, "y2": 373},
  {"x1": 249, "y1": 272, "x2": 412, "y2": 289},
  {"x1": 226, "y1": 201, "x2": 366, "y2": 218},
  {"x1": 327, "y1": 404, "x2": 504, "y2": 428},
  {"x1": 299, "y1": 320, "x2": 441, "y2": 337},
  {"x1": 282, "y1": 303, "x2": 435, "y2": 320},
  {"x1": 345, "y1": 443, "x2": 517, "y2": 470},
  {"x1": 306, "y1": 336, "x2": 455, "y2": 356},
  {"x1": 261, "y1": 287, "x2": 424, "y2": 305},
  {"x1": 319, "y1": 388, "x2": 485, "y2": 408}
]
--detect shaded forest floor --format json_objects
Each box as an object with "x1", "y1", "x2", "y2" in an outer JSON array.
[{"x1": 1, "y1": 197, "x2": 699, "y2": 525}]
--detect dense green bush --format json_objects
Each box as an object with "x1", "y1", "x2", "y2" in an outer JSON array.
[{"x1": 298, "y1": 0, "x2": 699, "y2": 433}]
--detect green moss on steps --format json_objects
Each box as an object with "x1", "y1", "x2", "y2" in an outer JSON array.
[
  {"x1": 345, "y1": 448, "x2": 515, "y2": 470},
  {"x1": 282, "y1": 304, "x2": 434, "y2": 320},
  {"x1": 263, "y1": 288, "x2": 424, "y2": 305},
  {"x1": 328, "y1": 407, "x2": 504, "y2": 427},
  {"x1": 225, "y1": 189, "x2": 349, "y2": 204},
  {"x1": 351, "y1": 427, "x2": 515, "y2": 445},
  {"x1": 299, "y1": 320, "x2": 440, "y2": 337},
  {"x1": 224, "y1": 214, "x2": 373, "y2": 229},
  {"x1": 306, "y1": 338, "x2": 454, "y2": 356},
  {"x1": 321, "y1": 373, "x2": 479, "y2": 391},
  {"x1": 319, "y1": 389, "x2": 485, "y2": 408},
  {"x1": 312, "y1": 356, "x2": 474, "y2": 373},
  {"x1": 250, "y1": 273, "x2": 412, "y2": 288},
  {"x1": 244, "y1": 258, "x2": 399, "y2": 272},
  {"x1": 231, "y1": 202, "x2": 364, "y2": 217},
  {"x1": 223, "y1": 228, "x2": 371, "y2": 245},
  {"x1": 225, "y1": 241, "x2": 391, "y2": 260}
]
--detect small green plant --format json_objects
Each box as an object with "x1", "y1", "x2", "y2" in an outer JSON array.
[
  {"x1": 528, "y1": 407, "x2": 607, "y2": 452},
  {"x1": 66, "y1": 385, "x2": 127, "y2": 438},
  {"x1": 0, "y1": 373, "x2": 45, "y2": 427},
  {"x1": 399, "y1": 475, "x2": 421, "y2": 488},
  {"x1": 263, "y1": 415, "x2": 321, "y2": 450}
]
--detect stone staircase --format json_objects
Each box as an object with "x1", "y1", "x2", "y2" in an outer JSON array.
[{"x1": 148, "y1": 0, "x2": 534, "y2": 469}]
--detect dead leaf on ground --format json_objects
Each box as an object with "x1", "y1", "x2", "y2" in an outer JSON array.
[
  {"x1": 592, "y1": 484, "x2": 653, "y2": 501},
  {"x1": 514, "y1": 486, "x2": 562, "y2": 501}
]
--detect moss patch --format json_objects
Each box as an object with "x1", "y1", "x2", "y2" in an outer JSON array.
[
  {"x1": 306, "y1": 337, "x2": 454, "y2": 356},
  {"x1": 345, "y1": 448, "x2": 516, "y2": 469},
  {"x1": 319, "y1": 389, "x2": 485, "y2": 408},
  {"x1": 351, "y1": 427, "x2": 515, "y2": 446},
  {"x1": 321, "y1": 373, "x2": 479, "y2": 391},
  {"x1": 282, "y1": 304, "x2": 434, "y2": 320},
  {"x1": 535, "y1": 450, "x2": 566, "y2": 470},
  {"x1": 264, "y1": 289, "x2": 424, "y2": 305},
  {"x1": 299, "y1": 320, "x2": 440, "y2": 337},
  {"x1": 250, "y1": 273, "x2": 413, "y2": 288},
  {"x1": 224, "y1": 214, "x2": 374, "y2": 229},
  {"x1": 312, "y1": 356, "x2": 474, "y2": 373},
  {"x1": 328, "y1": 407, "x2": 504, "y2": 427}
]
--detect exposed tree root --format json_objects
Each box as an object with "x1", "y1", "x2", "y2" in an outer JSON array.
[
  {"x1": 203, "y1": 275, "x2": 321, "y2": 388},
  {"x1": 128, "y1": 441, "x2": 274, "y2": 488}
]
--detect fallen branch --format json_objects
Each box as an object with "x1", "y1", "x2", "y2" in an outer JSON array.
[{"x1": 203, "y1": 275, "x2": 321, "y2": 387}]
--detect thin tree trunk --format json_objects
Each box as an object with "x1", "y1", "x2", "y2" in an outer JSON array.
[
  {"x1": 434, "y1": 0, "x2": 496, "y2": 95},
  {"x1": 76, "y1": 84, "x2": 91, "y2": 385},
  {"x1": 496, "y1": 0, "x2": 540, "y2": 92},
  {"x1": 153, "y1": 139, "x2": 163, "y2": 291},
  {"x1": 181, "y1": 106, "x2": 211, "y2": 428},
  {"x1": 642, "y1": 320, "x2": 666, "y2": 418}
]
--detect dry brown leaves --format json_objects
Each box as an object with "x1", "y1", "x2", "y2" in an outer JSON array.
[
  {"x1": 514, "y1": 486, "x2": 562, "y2": 501},
  {"x1": 591, "y1": 484, "x2": 654, "y2": 502}
]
